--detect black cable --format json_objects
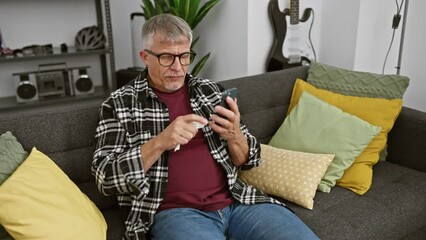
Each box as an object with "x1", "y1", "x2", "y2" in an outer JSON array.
[
  {"x1": 308, "y1": 9, "x2": 317, "y2": 61},
  {"x1": 396, "y1": 0, "x2": 405, "y2": 14},
  {"x1": 396, "y1": 0, "x2": 401, "y2": 13},
  {"x1": 382, "y1": 29, "x2": 397, "y2": 74},
  {"x1": 383, "y1": 0, "x2": 405, "y2": 74}
]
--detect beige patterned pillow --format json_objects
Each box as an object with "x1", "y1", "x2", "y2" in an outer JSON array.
[{"x1": 239, "y1": 144, "x2": 334, "y2": 209}]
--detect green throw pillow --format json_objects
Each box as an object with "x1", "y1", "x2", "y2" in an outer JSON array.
[
  {"x1": 0, "y1": 131, "x2": 28, "y2": 185},
  {"x1": 307, "y1": 61, "x2": 409, "y2": 99},
  {"x1": 0, "y1": 131, "x2": 28, "y2": 240},
  {"x1": 269, "y1": 91, "x2": 381, "y2": 193}
]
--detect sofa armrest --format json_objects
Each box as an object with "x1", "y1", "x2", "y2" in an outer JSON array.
[{"x1": 387, "y1": 106, "x2": 426, "y2": 173}]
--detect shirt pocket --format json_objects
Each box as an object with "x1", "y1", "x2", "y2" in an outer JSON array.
[{"x1": 126, "y1": 130, "x2": 152, "y2": 147}]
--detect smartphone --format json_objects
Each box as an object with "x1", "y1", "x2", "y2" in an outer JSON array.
[{"x1": 219, "y1": 87, "x2": 238, "y2": 109}]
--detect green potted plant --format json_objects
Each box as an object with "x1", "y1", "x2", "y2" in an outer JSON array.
[{"x1": 140, "y1": 0, "x2": 221, "y2": 76}]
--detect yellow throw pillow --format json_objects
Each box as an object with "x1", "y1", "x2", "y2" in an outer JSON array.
[
  {"x1": 239, "y1": 144, "x2": 334, "y2": 210},
  {"x1": 0, "y1": 148, "x2": 107, "y2": 240},
  {"x1": 289, "y1": 79, "x2": 403, "y2": 195}
]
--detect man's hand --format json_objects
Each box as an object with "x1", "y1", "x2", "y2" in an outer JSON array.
[
  {"x1": 140, "y1": 114, "x2": 207, "y2": 172},
  {"x1": 158, "y1": 114, "x2": 208, "y2": 151},
  {"x1": 209, "y1": 96, "x2": 249, "y2": 167},
  {"x1": 209, "y1": 96, "x2": 243, "y2": 141}
]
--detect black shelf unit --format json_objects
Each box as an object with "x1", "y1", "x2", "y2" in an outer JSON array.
[
  {"x1": 0, "y1": 0, "x2": 116, "y2": 111},
  {"x1": 0, "y1": 48, "x2": 110, "y2": 64}
]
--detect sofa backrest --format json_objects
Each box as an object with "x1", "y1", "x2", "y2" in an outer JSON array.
[
  {"x1": 220, "y1": 66, "x2": 308, "y2": 143},
  {"x1": 0, "y1": 98, "x2": 119, "y2": 210},
  {"x1": 0, "y1": 67, "x2": 308, "y2": 209},
  {"x1": 0, "y1": 99, "x2": 102, "y2": 183},
  {"x1": 0, "y1": 66, "x2": 308, "y2": 179}
]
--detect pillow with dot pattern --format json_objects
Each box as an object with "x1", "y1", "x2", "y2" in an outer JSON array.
[{"x1": 238, "y1": 144, "x2": 334, "y2": 210}]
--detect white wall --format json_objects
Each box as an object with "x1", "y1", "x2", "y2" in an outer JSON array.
[
  {"x1": 1, "y1": 0, "x2": 425, "y2": 111},
  {"x1": 247, "y1": 0, "x2": 272, "y2": 76},
  {"x1": 318, "y1": 0, "x2": 360, "y2": 69},
  {"x1": 354, "y1": 0, "x2": 426, "y2": 111},
  {"x1": 192, "y1": 0, "x2": 248, "y2": 80},
  {"x1": 401, "y1": 0, "x2": 426, "y2": 112},
  {"x1": 109, "y1": 0, "x2": 141, "y2": 70}
]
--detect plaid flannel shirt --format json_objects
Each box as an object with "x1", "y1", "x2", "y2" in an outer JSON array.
[{"x1": 92, "y1": 70, "x2": 284, "y2": 239}]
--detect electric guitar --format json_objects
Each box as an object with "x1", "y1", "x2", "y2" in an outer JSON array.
[{"x1": 266, "y1": 0, "x2": 315, "y2": 71}]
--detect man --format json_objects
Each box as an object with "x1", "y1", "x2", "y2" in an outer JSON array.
[{"x1": 92, "y1": 13, "x2": 318, "y2": 240}]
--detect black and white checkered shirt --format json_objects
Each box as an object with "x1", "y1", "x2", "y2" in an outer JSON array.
[{"x1": 92, "y1": 70, "x2": 284, "y2": 239}]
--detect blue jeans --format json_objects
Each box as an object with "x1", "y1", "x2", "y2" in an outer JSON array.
[{"x1": 150, "y1": 202, "x2": 319, "y2": 240}]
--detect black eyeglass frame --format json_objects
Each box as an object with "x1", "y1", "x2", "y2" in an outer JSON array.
[{"x1": 144, "y1": 49, "x2": 196, "y2": 67}]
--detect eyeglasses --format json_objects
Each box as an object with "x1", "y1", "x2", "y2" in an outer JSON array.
[{"x1": 145, "y1": 49, "x2": 196, "y2": 67}]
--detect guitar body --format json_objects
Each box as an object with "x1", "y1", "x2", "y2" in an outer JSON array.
[
  {"x1": 266, "y1": 0, "x2": 315, "y2": 72},
  {"x1": 283, "y1": 8, "x2": 314, "y2": 67},
  {"x1": 266, "y1": 0, "x2": 287, "y2": 72}
]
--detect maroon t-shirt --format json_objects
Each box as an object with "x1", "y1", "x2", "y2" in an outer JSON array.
[{"x1": 153, "y1": 84, "x2": 233, "y2": 212}]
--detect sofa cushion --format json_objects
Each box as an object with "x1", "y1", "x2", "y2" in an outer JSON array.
[
  {"x1": 286, "y1": 161, "x2": 426, "y2": 240},
  {"x1": 239, "y1": 144, "x2": 334, "y2": 209},
  {"x1": 307, "y1": 61, "x2": 409, "y2": 99},
  {"x1": 286, "y1": 79, "x2": 403, "y2": 195},
  {"x1": 103, "y1": 208, "x2": 128, "y2": 240},
  {"x1": 0, "y1": 132, "x2": 25, "y2": 240},
  {"x1": 269, "y1": 91, "x2": 380, "y2": 193},
  {"x1": 0, "y1": 148, "x2": 106, "y2": 240},
  {"x1": 0, "y1": 131, "x2": 28, "y2": 185}
]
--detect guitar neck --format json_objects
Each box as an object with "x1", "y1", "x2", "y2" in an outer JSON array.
[{"x1": 290, "y1": 0, "x2": 300, "y2": 25}]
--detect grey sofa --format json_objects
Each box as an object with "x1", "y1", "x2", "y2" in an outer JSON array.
[{"x1": 1, "y1": 66, "x2": 425, "y2": 239}]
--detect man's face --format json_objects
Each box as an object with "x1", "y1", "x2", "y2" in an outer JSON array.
[{"x1": 140, "y1": 33, "x2": 191, "y2": 92}]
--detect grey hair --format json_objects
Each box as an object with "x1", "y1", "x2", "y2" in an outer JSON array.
[{"x1": 142, "y1": 14, "x2": 193, "y2": 49}]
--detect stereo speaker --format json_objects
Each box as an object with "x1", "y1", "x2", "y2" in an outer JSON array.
[
  {"x1": 13, "y1": 73, "x2": 39, "y2": 103},
  {"x1": 71, "y1": 67, "x2": 94, "y2": 96}
]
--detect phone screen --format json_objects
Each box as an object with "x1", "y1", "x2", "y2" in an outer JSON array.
[{"x1": 220, "y1": 87, "x2": 238, "y2": 109}]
